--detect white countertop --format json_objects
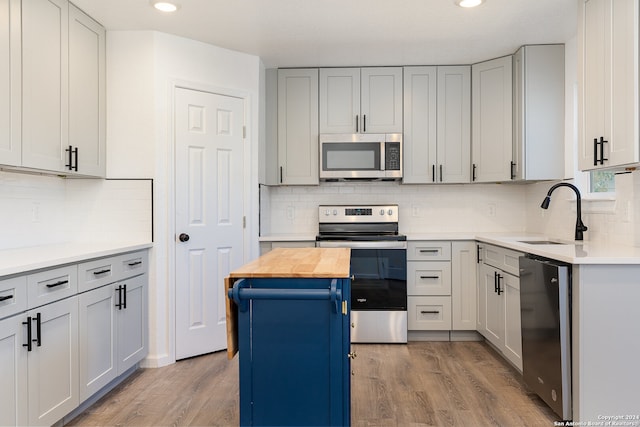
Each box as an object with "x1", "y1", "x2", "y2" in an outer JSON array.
[
  {"x1": 259, "y1": 232, "x2": 640, "y2": 265},
  {"x1": 0, "y1": 241, "x2": 154, "y2": 277},
  {"x1": 475, "y1": 233, "x2": 640, "y2": 265}
]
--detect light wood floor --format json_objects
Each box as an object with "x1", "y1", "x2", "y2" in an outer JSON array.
[{"x1": 67, "y1": 341, "x2": 558, "y2": 426}]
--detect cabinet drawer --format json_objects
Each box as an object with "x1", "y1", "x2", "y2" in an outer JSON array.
[
  {"x1": 78, "y1": 256, "x2": 119, "y2": 292},
  {"x1": 407, "y1": 241, "x2": 451, "y2": 261},
  {"x1": 119, "y1": 251, "x2": 148, "y2": 278},
  {"x1": 0, "y1": 276, "x2": 27, "y2": 319},
  {"x1": 482, "y1": 244, "x2": 523, "y2": 277},
  {"x1": 27, "y1": 265, "x2": 78, "y2": 309},
  {"x1": 407, "y1": 261, "x2": 451, "y2": 296},
  {"x1": 408, "y1": 296, "x2": 452, "y2": 330}
]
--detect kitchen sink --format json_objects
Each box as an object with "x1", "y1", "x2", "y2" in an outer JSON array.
[{"x1": 518, "y1": 240, "x2": 568, "y2": 245}]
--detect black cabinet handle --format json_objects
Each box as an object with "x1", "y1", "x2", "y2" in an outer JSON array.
[
  {"x1": 123, "y1": 284, "x2": 127, "y2": 309},
  {"x1": 34, "y1": 313, "x2": 41, "y2": 347},
  {"x1": 128, "y1": 261, "x2": 142, "y2": 267},
  {"x1": 65, "y1": 145, "x2": 78, "y2": 171},
  {"x1": 494, "y1": 271, "x2": 498, "y2": 293},
  {"x1": 497, "y1": 274, "x2": 503, "y2": 296},
  {"x1": 116, "y1": 285, "x2": 123, "y2": 310},
  {"x1": 23, "y1": 316, "x2": 32, "y2": 352},
  {"x1": 46, "y1": 279, "x2": 68, "y2": 288},
  {"x1": 93, "y1": 269, "x2": 111, "y2": 275},
  {"x1": 363, "y1": 114, "x2": 366, "y2": 133},
  {"x1": 476, "y1": 245, "x2": 482, "y2": 264},
  {"x1": 0, "y1": 295, "x2": 13, "y2": 302},
  {"x1": 432, "y1": 165, "x2": 436, "y2": 183},
  {"x1": 510, "y1": 161, "x2": 516, "y2": 180},
  {"x1": 419, "y1": 249, "x2": 439, "y2": 253},
  {"x1": 420, "y1": 275, "x2": 440, "y2": 279},
  {"x1": 599, "y1": 137, "x2": 608, "y2": 165},
  {"x1": 355, "y1": 115, "x2": 359, "y2": 132},
  {"x1": 439, "y1": 164, "x2": 443, "y2": 182},
  {"x1": 472, "y1": 164, "x2": 477, "y2": 181},
  {"x1": 593, "y1": 138, "x2": 598, "y2": 166},
  {"x1": 420, "y1": 310, "x2": 440, "y2": 314}
]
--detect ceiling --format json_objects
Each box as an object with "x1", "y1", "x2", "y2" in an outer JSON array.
[{"x1": 71, "y1": 0, "x2": 578, "y2": 68}]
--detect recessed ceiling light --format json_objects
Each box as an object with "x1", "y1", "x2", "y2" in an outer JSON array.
[
  {"x1": 151, "y1": 1, "x2": 180, "y2": 12},
  {"x1": 456, "y1": 0, "x2": 484, "y2": 7}
]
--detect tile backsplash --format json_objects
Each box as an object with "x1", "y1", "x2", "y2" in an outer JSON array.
[
  {"x1": 0, "y1": 171, "x2": 153, "y2": 251},
  {"x1": 260, "y1": 181, "x2": 529, "y2": 236}
]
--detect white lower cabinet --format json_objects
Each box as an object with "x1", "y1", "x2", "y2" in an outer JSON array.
[
  {"x1": 0, "y1": 313, "x2": 28, "y2": 426},
  {"x1": 27, "y1": 296, "x2": 79, "y2": 426},
  {"x1": 0, "y1": 295, "x2": 80, "y2": 426},
  {"x1": 477, "y1": 243, "x2": 523, "y2": 371},
  {"x1": 0, "y1": 249, "x2": 148, "y2": 426},
  {"x1": 79, "y1": 274, "x2": 147, "y2": 402},
  {"x1": 407, "y1": 241, "x2": 477, "y2": 333}
]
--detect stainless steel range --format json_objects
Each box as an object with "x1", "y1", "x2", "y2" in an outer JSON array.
[{"x1": 316, "y1": 205, "x2": 407, "y2": 343}]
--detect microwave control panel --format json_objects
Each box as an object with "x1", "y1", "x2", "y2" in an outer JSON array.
[{"x1": 385, "y1": 142, "x2": 401, "y2": 171}]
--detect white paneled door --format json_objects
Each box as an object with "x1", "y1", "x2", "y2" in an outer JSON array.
[{"x1": 175, "y1": 87, "x2": 245, "y2": 360}]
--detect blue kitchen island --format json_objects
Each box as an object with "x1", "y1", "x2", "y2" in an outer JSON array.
[{"x1": 226, "y1": 247, "x2": 352, "y2": 427}]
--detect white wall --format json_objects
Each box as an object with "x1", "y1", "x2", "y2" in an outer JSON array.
[{"x1": 106, "y1": 31, "x2": 261, "y2": 367}]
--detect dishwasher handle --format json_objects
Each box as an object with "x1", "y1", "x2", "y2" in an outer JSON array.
[{"x1": 229, "y1": 278, "x2": 342, "y2": 313}]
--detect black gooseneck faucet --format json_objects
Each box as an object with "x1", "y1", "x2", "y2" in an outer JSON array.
[{"x1": 540, "y1": 182, "x2": 588, "y2": 241}]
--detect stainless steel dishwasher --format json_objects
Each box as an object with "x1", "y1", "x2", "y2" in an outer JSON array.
[{"x1": 519, "y1": 254, "x2": 572, "y2": 420}]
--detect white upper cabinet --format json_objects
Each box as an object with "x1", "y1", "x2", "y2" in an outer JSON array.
[
  {"x1": 512, "y1": 44, "x2": 565, "y2": 181},
  {"x1": 437, "y1": 66, "x2": 471, "y2": 183},
  {"x1": 403, "y1": 66, "x2": 470, "y2": 184},
  {"x1": 471, "y1": 56, "x2": 513, "y2": 182},
  {"x1": 277, "y1": 68, "x2": 319, "y2": 185},
  {"x1": 403, "y1": 66, "x2": 437, "y2": 183},
  {"x1": 0, "y1": 0, "x2": 20, "y2": 167},
  {"x1": 21, "y1": 0, "x2": 69, "y2": 173},
  {"x1": 320, "y1": 67, "x2": 402, "y2": 134},
  {"x1": 579, "y1": 0, "x2": 638, "y2": 170},
  {"x1": 5, "y1": 0, "x2": 105, "y2": 177},
  {"x1": 69, "y1": 4, "x2": 106, "y2": 177}
]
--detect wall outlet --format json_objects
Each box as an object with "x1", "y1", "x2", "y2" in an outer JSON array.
[
  {"x1": 286, "y1": 206, "x2": 295, "y2": 220},
  {"x1": 487, "y1": 203, "x2": 496, "y2": 217},
  {"x1": 31, "y1": 203, "x2": 41, "y2": 223},
  {"x1": 412, "y1": 206, "x2": 420, "y2": 217}
]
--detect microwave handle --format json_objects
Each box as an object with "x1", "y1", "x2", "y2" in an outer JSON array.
[{"x1": 381, "y1": 141, "x2": 385, "y2": 171}]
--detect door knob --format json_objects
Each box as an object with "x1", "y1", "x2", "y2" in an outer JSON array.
[{"x1": 178, "y1": 233, "x2": 190, "y2": 242}]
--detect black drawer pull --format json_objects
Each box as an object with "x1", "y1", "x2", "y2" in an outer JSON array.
[
  {"x1": 420, "y1": 310, "x2": 440, "y2": 314},
  {"x1": 127, "y1": 261, "x2": 142, "y2": 266},
  {"x1": 420, "y1": 276, "x2": 439, "y2": 279},
  {"x1": 0, "y1": 295, "x2": 13, "y2": 302},
  {"x1": 93, "y1": 269, "x2": 111, "y2": 275},
  {"x1": 419, "y1": 249, "x2": 439, "y2": 253},
  {"x1": 46, "y1": 280, "x2": 69, "y2": 288}
]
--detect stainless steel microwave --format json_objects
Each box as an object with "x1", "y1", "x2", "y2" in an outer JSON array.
[{"x1": 319, "y1": 133, "x2": 402, "y2": 180}]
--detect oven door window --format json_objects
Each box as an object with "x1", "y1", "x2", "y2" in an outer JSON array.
[
  {"x1": 350, "y1": 249, "x2": 407, "y2": 310},
  {"x1": 322, "y1": 143, "x2": 380, "y2": 171}
]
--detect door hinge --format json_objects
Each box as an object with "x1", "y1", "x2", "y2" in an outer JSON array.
[
  {"x1": 243, "y1": 126, "x2": 246, "y2": 139},
  {"x1": 243, "y1": 216, "x2": 246, "y2": 228},
  {"x1": 342, "y1": 300, "x2": 347, "y2": 315}
]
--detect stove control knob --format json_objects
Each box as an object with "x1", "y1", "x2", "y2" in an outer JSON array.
[
  {"x1": 333, "y1": 209, "x2": 338, "y2": 216},
  {"x1": 324, "y1": 209, "x2": 330, "y2": 216},
  {"x1": 388, "y1": 208, "x2": 394, "y2": 216},
  {"x1": 380, "y1": 209, "x2": 385, "y2": 216}
]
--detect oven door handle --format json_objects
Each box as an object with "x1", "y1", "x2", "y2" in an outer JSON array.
[{"x1": 317, "y1": 241, "x2": 407, "y2": 249}]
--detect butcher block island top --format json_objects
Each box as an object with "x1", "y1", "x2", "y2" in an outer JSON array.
[{"x1": 229, "y1": 247, "x2": 351, "y2": 278}]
